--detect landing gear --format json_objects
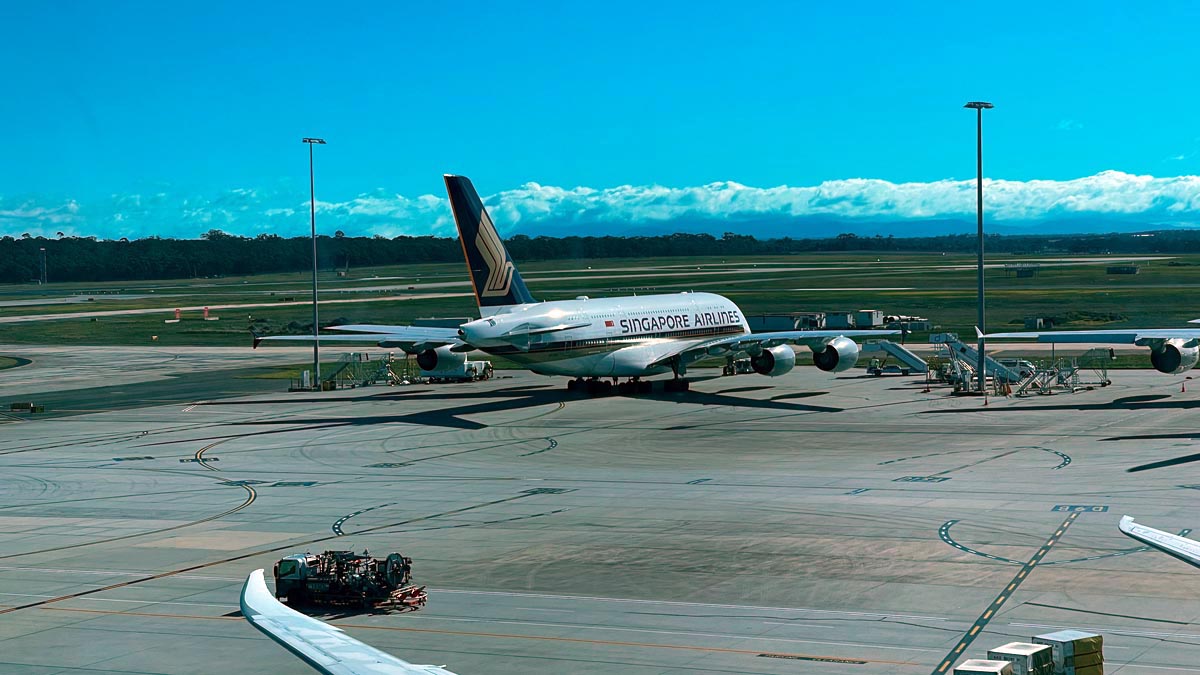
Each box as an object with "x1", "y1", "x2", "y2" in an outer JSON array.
[
  {"x1": 570, "y1": 378, "x2": 655, "y2": 395},
  {"x1": 664, "y1": 378, "x2": 690, "y2": 392},
  {"x1": 568, "y1": 378, "x2": 614, "y2": 395},
  {"x1": 616, "y1": 379, "x2": 652, "y2": 395},
  {"x1": 586, "y1": 379, "x2": 613, "y2": 396},
  {"x1": 665, "y1": 357, "x2": 690, "y2": 392}
]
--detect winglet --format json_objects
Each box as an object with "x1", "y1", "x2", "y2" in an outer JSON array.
[
  {"x1": 250, "y1": 329, "x2": 263, "y2": 350},
  {"x1": 974, "y1": 326, "x2": 984, "y2": 340},
  {"x1": 1118, "y1": 515, "x2": 1135, "y2": 533}
]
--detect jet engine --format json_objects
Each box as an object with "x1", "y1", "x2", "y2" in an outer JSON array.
[
  {"x1": 416, "y1": 345, "x2": 466, "y2": 373},
  {"x1": 1150, "y1": 339, "x2": 1199, "y2": 374},
  {"x1": 751, "y1": 345, "x2": 797, "y2": 377},
  {"x1": 812, "y1": 336, "x2": 860, "y2": 373}
]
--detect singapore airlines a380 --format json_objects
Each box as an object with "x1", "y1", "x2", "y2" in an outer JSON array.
[{"x1": 257, "y1": 175, "x2": 897, "y2": 393}]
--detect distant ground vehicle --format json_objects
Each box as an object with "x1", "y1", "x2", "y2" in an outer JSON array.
[
  {"x1": 273, "y1": 550, "x2": 427, "y2": 611},
  {"x1": 866, "y1": 358, "x2": 910, "y2": 376},
  {"x1": 722, "y1": 357, "x2": 754, "y2": 376},
  {"x1": 421, "y1": 359, "x2": 494, "y2": 383},
  {"x1": 996, "y1": 358, "x2": 1037, "y2": 378}
]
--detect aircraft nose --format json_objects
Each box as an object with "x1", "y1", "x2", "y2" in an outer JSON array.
[{"x1": 458, "y1": 319, "x2": 493, "y2": 345}]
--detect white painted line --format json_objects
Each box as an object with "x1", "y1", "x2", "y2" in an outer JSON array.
[
  {"x1": 0, "y1": 565, "x2": 240, "y2": 582},
  {"x1": 1107, "y1": 666, "x2": 1200, "y2": 673},
  {"x1": 431, "y1": 588, "x2": 950, "y2": 622},
  {"x1": 403, "y1": 615, "x2": 939, "y2": 653},
  {"x1": 1017, "y1": 624, "x2": 1200, "y2": 638},
  {"x1": 0, "y1": 592, "x2": 232, "y2": 609}
]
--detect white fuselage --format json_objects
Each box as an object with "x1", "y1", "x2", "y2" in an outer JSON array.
[{"x1": 459, "y1": 292, "x2": 749, "y2": 377}]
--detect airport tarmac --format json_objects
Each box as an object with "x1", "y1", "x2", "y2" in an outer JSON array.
[{"x1": 3, "y1": 355, "x2": 1200, "y2": 674}]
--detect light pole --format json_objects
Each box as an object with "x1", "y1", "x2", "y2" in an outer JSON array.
[
  {"x1": 303, "y1": 137, "x2": 326, "y2": 389},
  {"x1": 964, "y1": 101, "x2": 993, "y2": 394},
  {"x1": 39, "y1": 247, "x2": 46, "y2": 285}
]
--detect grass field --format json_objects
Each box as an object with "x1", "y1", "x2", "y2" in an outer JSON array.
[
  {"x1": 0, "y1": 356, "x2": 30, "y2": 370},
  {"x1": 0, "y1": 252, "x2": 1193, "y2": 352}
]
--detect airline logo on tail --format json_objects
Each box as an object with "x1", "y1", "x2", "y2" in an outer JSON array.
[
  {"x1": 444, "y1": 174, "x2": 536, "y2": 312},
  {"x1": 475, "y1": 210, "x2": 514, "y2": 298}
]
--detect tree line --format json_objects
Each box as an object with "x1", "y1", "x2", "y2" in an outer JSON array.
[{"x1": 2, "y1": 228, "x2": 1199, "y2": 284}]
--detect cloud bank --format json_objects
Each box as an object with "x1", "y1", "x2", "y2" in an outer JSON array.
[{"x1": 4, "y1": 170, "x2": 1200, "y2": 240}]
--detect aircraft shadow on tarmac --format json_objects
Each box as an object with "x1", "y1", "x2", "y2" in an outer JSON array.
[
  {"x1": 1126, "y1": 453, "x2": 1200, "y2": 473},
  {"x1": 194, "y1": 383, "x2": 842, "y2": 433},
  {"x1": 915, "y1": 393, "x2": 1200, "y2": 474},
  {"x1": 920, "y1": 393, "x2": 1200, "y2": 415}
]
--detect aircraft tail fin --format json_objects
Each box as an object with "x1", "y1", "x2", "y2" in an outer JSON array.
[{"x1": 444, "y1": 175, "x2": 536, "y2": 315}]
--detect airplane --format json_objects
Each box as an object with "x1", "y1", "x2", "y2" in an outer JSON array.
[
  {"x1": 985, "y1": 323, "x2": 1200, "y2": 376},
  {"x1": 256, "y1": 175, "x2": 897, "y2": 394},
  {"x1": 240, "y1": 568, "x2": 459, "y2": 675},
  {"x1": 1118, "y1": 515, "x2": 1200, "y2": 568}
]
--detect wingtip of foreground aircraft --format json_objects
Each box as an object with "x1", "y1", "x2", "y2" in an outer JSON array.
[
  {"x1": 1118, "y1": 515, "x2": 1200, "y2": 570},
  {"x1": 240, "y1": 568, "x2": 459, "y2": 675}
]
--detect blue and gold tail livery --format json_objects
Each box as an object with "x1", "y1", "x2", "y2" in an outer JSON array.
[{"x1": 444, "y1": 174, "x2": 536, "y2": 314}]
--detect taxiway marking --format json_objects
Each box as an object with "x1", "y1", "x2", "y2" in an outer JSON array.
[{"x1": 932, "y1": 511, "x2": 1079, "y2": 675}]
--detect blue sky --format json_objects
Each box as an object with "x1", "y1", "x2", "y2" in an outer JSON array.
[{"x1": 4, "y1": 1, "x2": 1200, "y2": 239}]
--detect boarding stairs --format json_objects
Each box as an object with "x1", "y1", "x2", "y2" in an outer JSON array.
[
  {"x1": 862, "y1": 340, "x2": 928, "y2": 374},
  {"x1": 931, "y1": 333, "x2": 1024, "y2": 384},
  {"x1": 1013, "y1": 347, "x2": 1113, "y2": 397},
  {"x1": 317, "y1": 352, "x2": 421, "y2": 389}
]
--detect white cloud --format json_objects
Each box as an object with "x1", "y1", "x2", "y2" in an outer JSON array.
[{"x1": 5, "y1": 170, "x2": 1200, "y2": 240}]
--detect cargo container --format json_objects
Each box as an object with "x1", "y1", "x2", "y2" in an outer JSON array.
[
  {"x1": 988, "y1": 642, "x2": 1054, "y2": 675},
  {"x1": 1032, "y1": 630, "x2": 1103, "y2": 675},
  {"x1": 955, "y1": 660, "x2": 1013, "y2": 675}
]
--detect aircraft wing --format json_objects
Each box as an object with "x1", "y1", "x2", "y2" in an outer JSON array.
[
  {"x1": 239, "y1": 569, "x2": 458, "y2": 675},
  {"x1": 254, "y1": 325, "x2": 465, "y2": 351},
  {"x1": 985, "y1": 329, "x2": 1200, "y2": 345},
  {"x1": 650, "y1": 329, "x2": 899, "y2": 368},
  {"x1": 1118, "y1": 516, "x2": 1200, "y2": 568}
]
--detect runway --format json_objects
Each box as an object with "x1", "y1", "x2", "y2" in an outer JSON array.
[{"x1": 3, "y1": 354, "x2": 1200, "y2": 673}]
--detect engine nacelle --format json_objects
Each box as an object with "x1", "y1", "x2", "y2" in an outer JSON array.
[
  {"x1": 1151, "y1": 339, "x2": 1200, "y2": 374},
  {"x1": 812, "y1": 336, "x2": 860, "y2": 373},
  {"x1": 416, "y1": 345, "x2": 466, "y2": 373},
  {"x1": 751, "y1": 345, "x2": 797, "y2": 377}
]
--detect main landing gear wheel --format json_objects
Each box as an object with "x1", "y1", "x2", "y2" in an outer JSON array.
[
  {"x1": 664, "y1": 379, "x2": 690, "y2": 392},
  {"x1": 585, "y1": 379, "x2": 613, "y2": 396},
  {"x1": 616, "y1": 379, "x2": 651, "y2": 395}
]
